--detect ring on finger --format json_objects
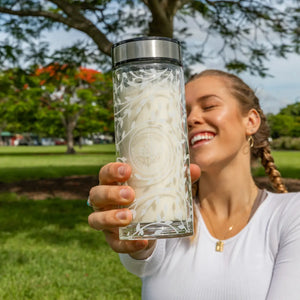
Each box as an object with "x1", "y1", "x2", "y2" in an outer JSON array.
[{"x1": 87, "y1": 196, "x2": 100, "y2": 211}]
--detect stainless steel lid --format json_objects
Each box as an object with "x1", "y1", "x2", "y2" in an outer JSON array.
[{"x1": 111, "y1": 37, "x2": 182, "y2": 67}]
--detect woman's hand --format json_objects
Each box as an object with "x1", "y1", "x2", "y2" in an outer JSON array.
[{"x1": 88, "y1": 162, "x2": 200, "y2": 258}]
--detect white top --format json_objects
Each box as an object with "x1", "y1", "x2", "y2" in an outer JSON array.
[{"x1": 120, "y1": 191, "x2": 300, "y2": 300}]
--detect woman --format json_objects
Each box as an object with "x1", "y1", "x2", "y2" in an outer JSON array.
[{"x1": 88, "y1": 70, "x2": 300, "y2": 299}]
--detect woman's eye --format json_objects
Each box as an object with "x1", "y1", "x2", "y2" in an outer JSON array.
[{"x1": 203, "y1": 105, "x2": 216, "y2": 110}]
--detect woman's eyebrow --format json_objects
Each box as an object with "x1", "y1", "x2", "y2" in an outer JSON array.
[{"x1": 196, "y1": 94, "x2": 221, "y2": 102}]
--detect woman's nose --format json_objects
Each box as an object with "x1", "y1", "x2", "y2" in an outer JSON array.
[{"x1": 187, "y1": 109, "x2": 204, "y2": 129}]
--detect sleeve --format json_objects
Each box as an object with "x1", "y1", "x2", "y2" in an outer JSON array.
[
  {"x1": 119, "y1": 238, "x2": 166, "y2": 278},
  {"x1": 266, "y1": 193, "x2": 300, "y2": 300}
]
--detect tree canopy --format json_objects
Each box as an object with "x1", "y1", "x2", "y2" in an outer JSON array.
[
  {"x1": 0, "y1": 65, "x2": 114, "y2": 153},
  {"x1": 268, "y1": 102, "x2": 300, "y2": 138},
  {"x1": 0, "y1": 0, "x2": 299, "y2": 76}
]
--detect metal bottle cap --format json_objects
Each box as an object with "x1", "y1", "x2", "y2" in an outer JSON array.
[{"x1": 111, "y1": 37, "x2": 182, "y2": 67}]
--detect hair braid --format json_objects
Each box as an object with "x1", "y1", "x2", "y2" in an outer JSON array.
[
  {"x1": 257, "y1": 144, "x2": 288, "y2": 193},
  {"x1": 252, "y1": 108, "x2": 288, "y2": 193}
]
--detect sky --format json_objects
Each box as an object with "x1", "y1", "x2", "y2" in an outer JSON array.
[
  {"x1": 44, "y1": 28, "x2": 300, "y2": 115},
  {"x1": 191, "y1": 53, "x2": 300, "y2": 115}
]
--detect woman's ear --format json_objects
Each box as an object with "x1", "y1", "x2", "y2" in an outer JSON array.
[{"x1": 245, "y1": 109, "x2": 261, "y2": 135}]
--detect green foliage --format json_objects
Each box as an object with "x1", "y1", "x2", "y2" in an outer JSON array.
[
  {"x1": 279, "y1": 102, "x2": 300, "y2": 117},
  {"x1": 0, "y1": 194, "x2": 141, "y2": 299},
  {"x1": 268, "y1": 114, "x2": 296, "y2": 138},
  {"x1": 0, "y1": 65, "x2": 114, "y2": 152},
  {"x1": 267, "y1": 102, "x2": 300, "y2": 138},
  {"x1": 0, "y1": 68, "x2": 39, "y2": 134},
  {"x1": 32, "y1": 64, "x2": 114, "y2": 139},
  {"x1": 271, "y1": 137, "x2": 300, "y2": 151}
]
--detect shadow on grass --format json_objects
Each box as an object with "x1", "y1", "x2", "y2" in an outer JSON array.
[{"x1": 0, "y1": 194, "x2": 107, "y2": 250}]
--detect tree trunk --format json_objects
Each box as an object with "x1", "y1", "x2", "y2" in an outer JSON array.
[
  {"x1": 61, "y1": 110, "x2": 84, "y2": 154},
  {"x1": 66, "y1": 122, "x2": 76, "y2": 154},
  {"x1": 0, "y1": 123, "x2": 7, "y2": 146},
  {"x1": 146, "y1": 0, "x2": 187, "y2": 37}
]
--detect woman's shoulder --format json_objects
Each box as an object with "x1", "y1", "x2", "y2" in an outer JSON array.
[
  {"x1": 264, "y1": 190, "x2": 300, "y2": 226},
  {"x1": 265, "y1": 190, "x2": 300, "y2": 204}
]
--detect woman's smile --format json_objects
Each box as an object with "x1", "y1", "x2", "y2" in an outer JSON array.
[{"x1": 189, "y1": 131, "x2": 216, "y2": 147}]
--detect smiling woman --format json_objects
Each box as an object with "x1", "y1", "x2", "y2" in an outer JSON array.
[{"x1": 87, "y1": 69, "x2": 300, "y2": 300}]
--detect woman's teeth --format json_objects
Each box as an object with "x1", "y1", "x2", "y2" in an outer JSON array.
[{"x1": 191, "y1": 133, "x2": 214, "y2": 146}]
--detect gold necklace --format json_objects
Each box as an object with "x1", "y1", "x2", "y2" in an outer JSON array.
[{"x1": 200, "y1": 207, "x2": 249, "y2": 252}]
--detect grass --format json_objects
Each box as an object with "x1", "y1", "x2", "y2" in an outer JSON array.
[
  {"x1": 0, "y1": 146, "x2": 298, "y2": 299},
  {"x1": 0, "y1": 146, "x2": 299, "y2": 182},
  {"x1": 0, "y1": 145, "x2": 116, "y2": 182},
  {"x1": 0, "y1": 193, "x2": 142, "y2": 300},
  {"x1": 0, "y1": 144, "x2": 115, "y2": 155},
  {"x1": 252, "y1": 150, "x2": 300, "y2": 179}
]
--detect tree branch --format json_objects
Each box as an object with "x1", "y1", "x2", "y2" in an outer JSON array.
[
  {"x1": 49, "y1": 0, "x2": 113, "y2": 56},
  {"x1": 145, "y1": 0, "x2": 188, "y2": 37},
  {"x1": 0, "y1": 6, "x2": 68, "y2": 23},
  {"x1": 0, "y1": 1, "x2": 113, "y2": 56}
]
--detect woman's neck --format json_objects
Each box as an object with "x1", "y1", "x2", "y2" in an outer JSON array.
[{"x1": 198, "y1": 160, "x2": 258, "y2": 218}]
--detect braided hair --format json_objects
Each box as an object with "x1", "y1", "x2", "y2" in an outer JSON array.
[{"x1": 189, "y1": 69, "x2": 287, "y2": 193}]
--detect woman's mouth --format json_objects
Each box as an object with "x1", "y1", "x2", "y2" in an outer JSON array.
[{"x1": 190, "y1": 132, "x2": 215, "y2": 147}]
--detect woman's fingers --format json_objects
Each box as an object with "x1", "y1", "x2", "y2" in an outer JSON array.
[
  {"x1": 89, "y1": 213, "x2": 149, "y2": 253},
  {"x1": 104, "y1": 230, "x2": 149, "y2": 253},
  {"x1": 88, "y1": 208, "x2": 132, "y2": 231},
  {"x1": 99, "y1": 162, "x2": 132, "y2": 185},
  {"x1": 190, "y1": 163, "x2": 201, "y2": 183},
  {"x1": 89, "y1": 185, "x2": 135, "y2": 209}
]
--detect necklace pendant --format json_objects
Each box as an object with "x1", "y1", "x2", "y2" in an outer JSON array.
[{"x1": 216, "y1": 240, "x2": 224, "y2": 252}]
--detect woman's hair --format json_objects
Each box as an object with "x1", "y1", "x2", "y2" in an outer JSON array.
[{"x1": 188, "y1": 69, "x2": 288, "y2": 194}]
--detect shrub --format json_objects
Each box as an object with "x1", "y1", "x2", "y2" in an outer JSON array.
[{"x1": 271, "y1": 137, "x2": 300, "y2": 150}]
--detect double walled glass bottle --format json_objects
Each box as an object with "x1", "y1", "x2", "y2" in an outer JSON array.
[{"x1": 111, "y1": 37, "x2": 193, "y2": 240}]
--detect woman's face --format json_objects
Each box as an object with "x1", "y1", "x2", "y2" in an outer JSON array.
[{"x1": 185, "y1": 75, "x2": 250, "y2": 172}]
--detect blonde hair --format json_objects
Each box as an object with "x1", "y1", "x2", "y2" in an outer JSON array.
[{"x1": 188, "y1": 70, "x2": 288, "y2": 238}]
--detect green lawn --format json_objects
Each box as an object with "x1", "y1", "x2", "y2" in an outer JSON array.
[
  {"x1": 0, "y1": 193, "x2": 141, "y2": 300},
  {"x1": 252, "y1": 150, "x2": 300, "y2": 179},
  {"x1": 0, "y1": 146, "x2": 299, "y2": 182},
  {"x1": 0, "y1": 145, "x2": 142, "y2": 299},
  {"x1": 0, "y1": 146, "x2": 298, "y2": 299},
  {"x1": 0, "y1": 145, "x2": 116, "y2": 182}
]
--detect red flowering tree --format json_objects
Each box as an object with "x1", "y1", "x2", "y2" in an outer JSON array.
[{"x1": 33, "y1": 63, "x2": 113, "y2": 153}]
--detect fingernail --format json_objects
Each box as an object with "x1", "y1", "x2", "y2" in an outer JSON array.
[
  {"x1": 118, "y1": 166, "x2": 126, "y2": 177},
  {"x1": 120, "y1": 188, "x2": 130, "y2": 199},
  {"x1": 116, "y1": 211, "x2": 129, "y2": 220}
]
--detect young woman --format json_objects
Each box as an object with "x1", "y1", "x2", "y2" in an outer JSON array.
[{"x1": 88, "y1": 70, "x2": 300, "y2": 299}]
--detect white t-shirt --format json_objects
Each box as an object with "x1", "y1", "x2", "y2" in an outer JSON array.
[{"x1": 120, "y1": 191, "x2": 300, "y2": 300}]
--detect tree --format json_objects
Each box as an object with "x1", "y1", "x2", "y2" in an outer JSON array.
[
  {"x1": 0, "y1": 0, "x2": 299, "y2": 76},
  {"x1": 32, "y1": 63, "x2": 113, "y2": 153},
  {"x1": 268, "y1": 102, "x2": 300, "y2": 138},
  {"x1": 0, "y1": 68, "x2": 38, "y2": 145}
]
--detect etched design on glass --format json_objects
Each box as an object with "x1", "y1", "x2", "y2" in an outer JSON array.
[{"x1": 113, "y1": 64, "x2": 193, "y2": 240}]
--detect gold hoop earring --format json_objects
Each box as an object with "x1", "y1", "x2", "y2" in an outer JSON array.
[{"x1": 248, "y1": 136, "x2": 254, "y2": 148}]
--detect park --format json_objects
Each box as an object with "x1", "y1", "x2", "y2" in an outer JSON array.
[{"x1": 0, "y1": 1, "x2": 299, "y2": 299}]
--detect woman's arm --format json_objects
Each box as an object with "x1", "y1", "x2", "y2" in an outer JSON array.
[{"x1": 266, "y1": 193, "x2": 300, "y2": 299}]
